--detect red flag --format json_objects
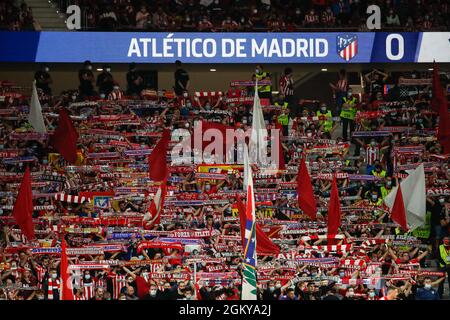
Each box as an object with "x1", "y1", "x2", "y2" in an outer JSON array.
[
  {"x1": 199, "y1": 120, "x2": 234, "y2": 153},
  {"x1": 437, "y1": 100, "x2": 450, "y2": 154},
  {"x1": 148, "y1": 129, "x2": 170, "y2": 181},
  {"x1": 391, "y1": 185, "x2": 408, "y2": 231},
  {"x1": 236, "y1": 196, "x2": 280, "y2": 255},
  {"x1": 275, "y1": 122, "x2": 286, "y2": 170},
  {"x1": 432, "y1": 64, "x2": 450, "y2": 154},
  {"x1": 432, "y1": 63, "x2": 444, "y2": 112},
  {"x1": 143, "y1": 179, "x2": 167, "y2": 227},
  {"x1": 60, "y1": 239, "x2": 73, "y2": 300},
  {"x1": 12, "y1": 166, "x2": 34, "y2": 240},
  {"x1": 327, "y1": 175, "x2": 341, "y2": 237},
  {"x1": 50, "y1": 108, "x2": 79, "y2": 164},
  {"x1": 297, "y1": 157, "x2": 317, "y2": 219},
  {"x1": 194, "y1": 281, "x2": 202, "y2": 301}
]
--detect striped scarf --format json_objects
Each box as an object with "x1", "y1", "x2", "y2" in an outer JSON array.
[
  {"x1": 340, "y1": 259, "x2": 367, "y2": 270},
  {"x1": 307, "y1": 244, "x2": 352, "y2": 252},
  {"x1": 109, "y1": 274, "x2": 126, "y2": 300},
  {"x1": 300, "y1": 234, "x2": 346, "y2": 244},
  {"x1": 47, "y1": 277, "x2": 60, "y2": 300},
  {"x1": 34, "y1": 264, "x2": 47, "y2": 289},
  {"x1": 82, "y1": 282, "x2": 96, "y2": 300},
  {"x1": 359, "y1": 239, "x2": 388, "y2": 253}
]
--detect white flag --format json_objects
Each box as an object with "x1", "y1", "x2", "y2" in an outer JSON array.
[
  {"x1": 241, "y1": 145, "x2": 257, "y2": 300},
  {"x1": 28, "y1": 81, "x2": 47, "y2": 133},
  {"x1": 248, "y1": 81, "x2": 268, "y2": 166},
  {"x1": 384, "y1": 164, "x2": 426, "y2": 230}
]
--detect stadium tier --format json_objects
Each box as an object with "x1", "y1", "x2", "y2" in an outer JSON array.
[{"x1": 1, "y1": 0, "x2": 448, "y2": 32}]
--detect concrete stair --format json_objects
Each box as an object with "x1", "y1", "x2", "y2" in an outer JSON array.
[{"x1": 25, "y1": 0, "x2": 67, "y2": 30}]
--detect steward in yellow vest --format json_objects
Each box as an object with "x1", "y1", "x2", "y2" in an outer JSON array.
[
  {"x1": 317, "y1": 104, "x2": 333, "y2": 133},
  {"x1": 340, "y1": 96, "x2": 357, "y2": 120},
  {"x1": 438, "y1": 238, "x2": 450, "y2": 268},
  {"x1": 253, "y1": 65, "x2": 272, "y2": 99}
]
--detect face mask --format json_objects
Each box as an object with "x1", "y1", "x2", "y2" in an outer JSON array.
[
  {"x1": 138, "y1": 255, "x2": 144, "y2": 260},
  {"x1": 185, "y1": 295, "x2": 192, "y2": 299},
  {"x1": 348, "y1": 291, "x2": 354, "y2": 297},
  {"x1": 424, "y1": 284, "x2": 432, "y2": 290},
  {"x1": 370, "y1": 141, "x2": 376, "y2": 146},
  {"x1": 51, "y1": 274, "x2": 58, "y2": 279},
  {"x1": 0, "y1": 145, "x2": 3, "y2": 149},
  {"x1": 44, "y1": 67, "x2": 50, "y2": 72},
  {"x1": 205, "y1": 185, "x2": 211, "y2": 191},
  {"x1": 320, "y1": 108, "x2": 326, "y2": 113},
  {"x1": 439, "y1": 198, "x2": 445, "y2": 204},
  {"x1": 269, "y1": 286, "x2": 275, "y2": 292},
  {"x1": 150, "y1": 289, "x2": 157, "y2": 296},
  {"x1": 242, "y1": 119, "x2": 247, "y2": 124},
  {"x1": 205, "y1": 104, "x2": 211, "y2": 110},
  {"x1": 120, "y1": 297, "x2": 127, "y2": 300},
  {"x1": 347, "y1": 92, "x2": 352, "y2": 97},
  {"x1": 184, "y1": 123, "x2": 190, "y2": 128},
  {"x1": 106, "y1": 68, "x2": 111, "y2": 72},
  {"x1": 307, "y1": 132, "x2": 312, "y2": 137},
  {"x1": 339, "y1": 272, "x2": 345, "y2": 277},
  {"x1": 255, "y1": 69, "x2": 260, "y2": 74},
  {"x1": 387, "y1": 181, "x2": 392, "y2": 187},
  {"x1": 87, "y1": 65, "x2": 92, "y2": 70},
  {"x1": 372, "y1": 195, "x2": 378, "y2": 201},
  {"x1": 100, "y1": 93, "x2": 106, "y2": 99},
  {"x1": 369, "y1": 292, "x2": 375, "y2": 297},
  {"x1": 84, "y1": 274, "x2": 91, "y2": 280},
  {"x1": 113, "y1": 86, "x2": 119, "y2": 90},
  {"x1": 276, "y1": 284, "x2": 281, "y2": 289}
]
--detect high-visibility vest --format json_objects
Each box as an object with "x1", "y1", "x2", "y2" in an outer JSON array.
[
  {"x1": 369, "y1": 198, "x2": 383, "y2": 206},
  {"x1": 277, "y1": 114, "x2": 289, "y2": 126},
  {"x1": 381, "y1": 186, "x2": 392, "y2": 199},
  {"x1": 372, "y1": 169, "x2": 386, "y2": 178},
  {"x1": 316, "y1": 110, "x2": 333, "y2": 132},
  {"x1": 394, "y1": 227, "x2": 412, "y2": 236},
  {"x1": 439, "y1": 244, "x2": 450, "y2": 268},
  {"x1": 275, "y1": 101, "x2": 289, "y2": 109},
  {"x1": 340, "y1": 96, "x2": 357, "y2": 120},
  {"x1": 255, "y1": 72, "x2": 271, "y2": 93}
]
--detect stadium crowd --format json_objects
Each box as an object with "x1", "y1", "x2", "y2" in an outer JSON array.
[
  {"x1": 61, "y1": 0, "x2": 448, "y2": 32},
  {"x1": 0, "y1": 1, "x2": 37, "y2": 31},
  {"x1": 0, "y1": 61, "x2": 449, "y2": 301}
]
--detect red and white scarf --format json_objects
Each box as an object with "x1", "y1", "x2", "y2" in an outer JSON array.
[
  {"x1": 47, "y1": 277, "x2": 60, "y2": 300},
  {"x1": 109, "y1": 274, "x2": 126, "y2": 300}
]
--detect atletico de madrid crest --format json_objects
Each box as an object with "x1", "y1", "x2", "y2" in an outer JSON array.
[{"x1": 337, "y1": 34, "x2": 358, "y2": 62}]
